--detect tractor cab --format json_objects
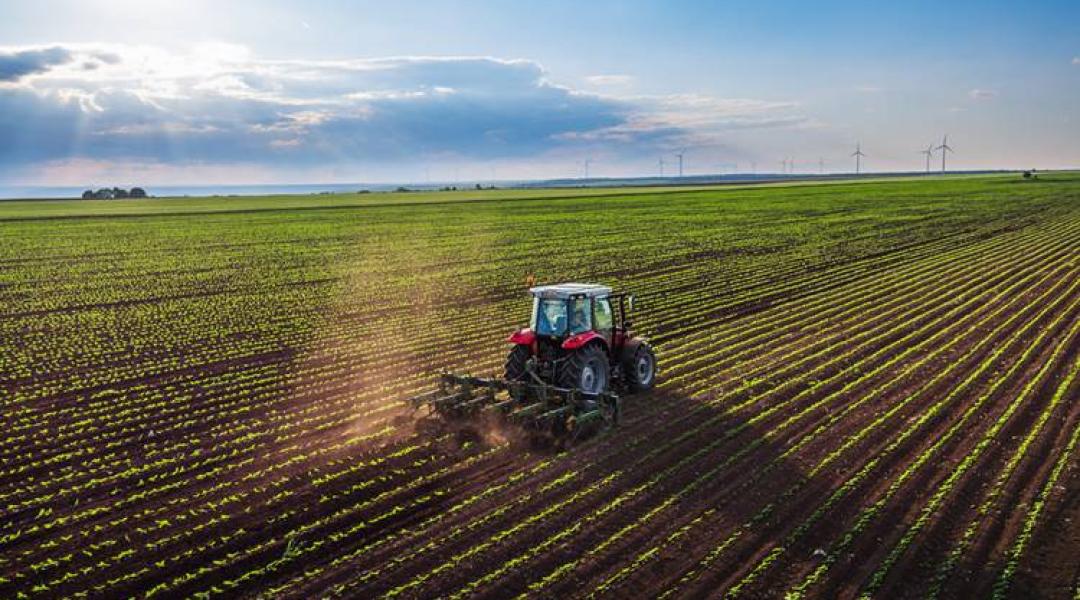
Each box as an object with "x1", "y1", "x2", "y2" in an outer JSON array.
[{"x1": 529, "y1": 283, "x2": 617, "y2": 344}]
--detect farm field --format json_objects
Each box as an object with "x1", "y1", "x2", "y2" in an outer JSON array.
[{"x1": 1, "y1": 173, "x2": 1079, "y2": 598}]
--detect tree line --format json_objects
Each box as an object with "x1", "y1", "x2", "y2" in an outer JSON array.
[{"x1": 81, "y1": 187, "x2": 148, "y2": 199}]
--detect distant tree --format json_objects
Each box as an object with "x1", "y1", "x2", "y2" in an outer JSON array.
[
  {"x1": 81, "y1": 190, "x2": 94, "y2": 199},
  {"x1": 129, "y1": 187, "x2": 147, "y2": 198},
  {"x1": 94, "y1": 188, "x2": 114, "y2": 199},
  {"x1": 1023, "y1": 170, "x2": 1033, "y2": 179},
  {"x1": 112, "y1": 187, "x2": 129, "y2": 199},
  {"x1": 395, "y1": 187, "x2": 411, "y2": 193},
  {"x1": 475, "y1": 183, "x2": 482, "y2": 190}
]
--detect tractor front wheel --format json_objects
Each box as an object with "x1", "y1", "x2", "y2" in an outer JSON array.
[
  {"x1": 504, "y1": 345, "x2": 531, "y2": 381},
  {"x1": 559, "y1": 344, "x2": 609, "y2": 394}
]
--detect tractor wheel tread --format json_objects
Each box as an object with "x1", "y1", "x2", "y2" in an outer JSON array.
[
  {"x1": 558, "y1": 344, "x2": 610, "y2": 394},
  {"x1": 624, "y1": 342, "x2": 657, "y2": 391},
  {"x1": 504, "y1": 345, "x2": 530, "y2": 381}
]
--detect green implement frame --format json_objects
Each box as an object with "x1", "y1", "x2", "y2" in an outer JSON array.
[{"x1": 408, "y1": 373, "x2": 621, "y2": 436}]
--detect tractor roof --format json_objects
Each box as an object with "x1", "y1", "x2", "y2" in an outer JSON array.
[{"x1": 529, "y1": 282, "x2": 612, "y2": 299}]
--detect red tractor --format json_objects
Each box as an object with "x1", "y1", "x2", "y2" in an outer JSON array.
[
  {"x1": 410, "y1": 283, "x2": 657, "y2": 436},
  {"x1": 505, "y1": 283, "x2": 656, "y2": 394}
]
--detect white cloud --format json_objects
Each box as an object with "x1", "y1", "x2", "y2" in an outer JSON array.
[
  {"x1": 552, "y1": 94, "x2": 805, "y2": 152},
  {"x1": 854, "y1": 85, "x2": 883, "y2": 93},
  {"x1": 585, "y1": 74, "x2": 635, "y2": 87},
  {"x1": 968, "y1": 88, "x2": 997, "y2": 100},
  {"x1": 1073, "y1": 57, "x2": 1080, "y2": 65}
]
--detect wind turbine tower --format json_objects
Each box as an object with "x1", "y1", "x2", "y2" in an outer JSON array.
[
  {"x1": 936, "y1": 135, "x2": 953, "y2": 172},
  {"x1": 819, "y1": 157, "x2": 825, "y2": 174},
  {"x1": 584, "y1": 158, "x2": 592, "y2": 179},
  {"x1": 920, "y1": 143, "x2": 935, "y2": 173},
  {"x1": 659, "y1": 157, "x2": 665, "y2": 177},
  {"x1": 675, "y1": 152, "x2": 685, "y2": 177},
  {"x1": 851, "y1": 142, "x2": 866, "y2": 175}
]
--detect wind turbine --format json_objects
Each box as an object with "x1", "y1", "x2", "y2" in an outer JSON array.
[
  {"x1": 584, "y1": 158, "x2": 592, "y2": 179},
  {"x1": 675, "y1": 151, "x2": 685, "y2": 177},
  {"x1": 659, "y1": 157, "x2": 665, "y2": 177},
  {"x1": 920, "y1": 143, "x2": 935, "y2": 173},
  {"x1": 936, "y1": 135, "x2": 953, "y2": 172},
  {"x1": 780, "y1": 158, "x2": 787, "y2": 174},
  {"x1": 851, "y1": 142, "x2": 866, "y2": 174},
  {"x1": 819, "y1": 157, "x2": 825, "y2": 174}
]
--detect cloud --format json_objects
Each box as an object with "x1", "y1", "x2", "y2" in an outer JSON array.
[
  {"x1": 968, "y1": 88, "x2": 997, "y2": 100},
  {"x1": 1073, "y1": 57, "x2": 1080, "y2": 65},
  {"x1": 0, "y1": 43, "x2": 807, "y2": 182},
  {"x1": 570, "y1": 95, "x2": 806, "y2": 147},
  {"x1": 585, "y1": 74, "x2": 635, "y2": 87},
  {"x1": 854, "y1": 85, "x2": 883, "y2": 93},
  {"x1": 0, "y1": 46, "x2": 74, "y2": 81}
]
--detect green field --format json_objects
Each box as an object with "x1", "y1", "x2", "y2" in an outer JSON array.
[
  {"x1": 0, "y1": 172, "x2": 1011, "y2": 220},
  {"x1": 2, "y1": 173, "x2": 1079, "y2": 598}
]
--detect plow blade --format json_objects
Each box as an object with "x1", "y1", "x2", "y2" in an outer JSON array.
[{"x1": 408, "y1": 373, "x2": 620, "y2": 435}]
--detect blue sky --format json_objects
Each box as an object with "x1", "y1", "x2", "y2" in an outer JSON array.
[{"x1": 0, "y1": 0, "x2": 1077, "y2": 185}]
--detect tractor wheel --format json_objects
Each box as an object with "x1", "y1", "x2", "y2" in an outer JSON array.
[
  {"x1": 624, "y1": 342, "x2": 657, "y2": 391},
  {"x1": 559, "y1": 344, "x2": 609, "y2": 394},
  {"x1": 504, "y1": 345, "x2": 531, "y2": 381}
]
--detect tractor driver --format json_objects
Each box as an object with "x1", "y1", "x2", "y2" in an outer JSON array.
[{"x1": 568, "y1": 298, "x2": 590, "y2": 334}]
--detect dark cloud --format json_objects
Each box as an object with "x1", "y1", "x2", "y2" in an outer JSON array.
[{"x1": 0, "y1": 46, "x2": 73, "y2": 81}]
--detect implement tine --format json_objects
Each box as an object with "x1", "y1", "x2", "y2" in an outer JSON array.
[
  {"x1": 458, "y1": 385, "x2": 498, "y2": 414},
  {"x1": 407, "y1": 389, "x2": 442, "y2": 410},
  {"x1": 510, "y1": 402, "x2": 547, "y2": 423}
]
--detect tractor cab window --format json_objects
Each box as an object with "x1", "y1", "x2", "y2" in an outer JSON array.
[
  {"x1": 594, "y1": 297, "x2": 613, "y2": 333},
  {"x1": 569, "y1": 297, "x2": 592, "y2": 334},
  {"x1": 532, "y1": 297, "x2": 568, "y2": 336}
]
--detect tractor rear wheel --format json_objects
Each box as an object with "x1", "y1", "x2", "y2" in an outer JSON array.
[
  {"x1": 504, "y1": 345, "x2": 530, "y2": 381},
  {"x1": 559, "y1": 344, "x2": 609, "y2": 394},
  {"x1": 624, "y1": 342, "x2": 657, "y2": 391}
]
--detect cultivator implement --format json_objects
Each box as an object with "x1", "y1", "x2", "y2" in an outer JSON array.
[{"x1": 408, "y1": 373, "x2": 621, "y2": 436}]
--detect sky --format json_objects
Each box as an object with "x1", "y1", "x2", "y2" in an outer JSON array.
[{"x1": 0, "y1": 0, "x2": 1077, "y2": 186}]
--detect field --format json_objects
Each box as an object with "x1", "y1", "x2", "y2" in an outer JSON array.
[{"x1": 2, "y1": 174, "x2": 1079, "y2": 598}]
